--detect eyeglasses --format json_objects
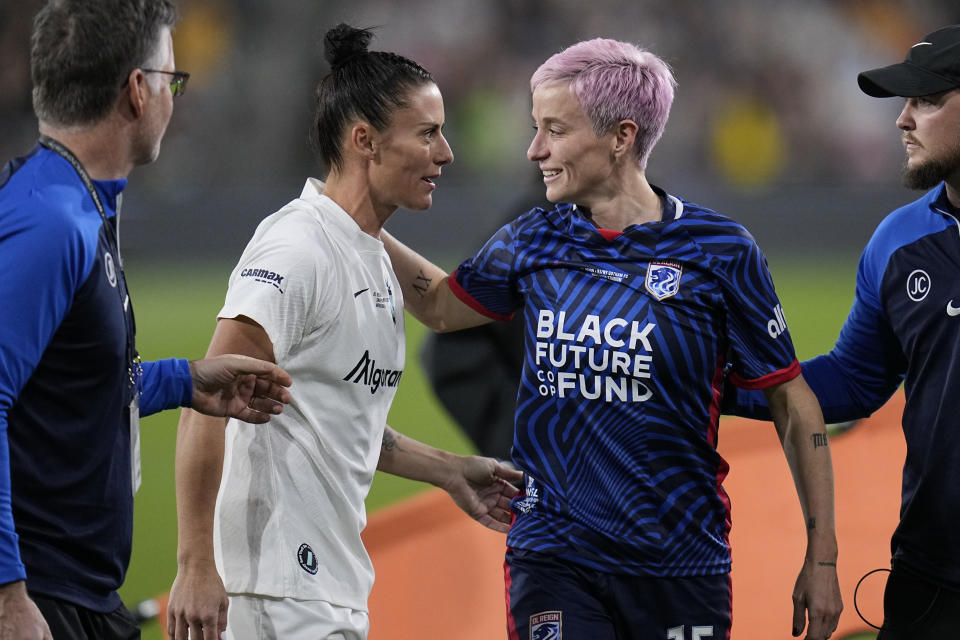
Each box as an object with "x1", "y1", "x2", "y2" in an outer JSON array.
[{"x1": 140, "y1": 69, "x2": 190, "y2": 97}]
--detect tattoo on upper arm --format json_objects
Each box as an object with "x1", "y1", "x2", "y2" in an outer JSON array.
[
  {"x1": 818, "y1": 561, "x2": 837, "y2": 568},
  {"x1": 812, "y1": 433, "x2": 829, "y2": 449},
  {"x1": 807, "y1": 517, "x2": 816, "y2": 530},
  {"x1": 382, "y1": 429, "x2": 401, "y2": 452},
  {"x1": 412, "y1": 270, "x2": 431, "y2": 297}
]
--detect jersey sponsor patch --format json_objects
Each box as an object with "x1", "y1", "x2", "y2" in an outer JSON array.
[
  {"x1": 342, "y1": 350, "x2": 403, "y2": 394},
  {"x1": 297, "y1": 543, "x2": 318, "y2": 575},
  {"x1": 533, "y1": 309, "x2": 656, "y2": 403},
  {"x1": 766, "y1": 303, "x2": 788, "y2": 338},
  {"x1": 530, "y1": 611, "x2": 562, "y2": 640},
  {"x1": 240, "y1": 267, "x2": 286, "y2": 293},
  {"x1": 645, "y1": 261, "x2": 682, "y2": 300}
]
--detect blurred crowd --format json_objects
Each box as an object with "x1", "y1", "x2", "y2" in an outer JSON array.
[{"x1": 1, "y1": 0, "x2": 958, "y2": 258}]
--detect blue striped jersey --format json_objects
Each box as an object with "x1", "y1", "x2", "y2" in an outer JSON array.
[{"x1": 451, "y1": 190, "x2": 800, "y2": 576}]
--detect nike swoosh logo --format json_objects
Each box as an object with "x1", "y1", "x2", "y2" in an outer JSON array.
[
  {"x1": 354, "y1": 288, "x2": 369, "y2": 298},
  {"x1": 948, "y1": 300, "x2": 960, "y2": 316}
]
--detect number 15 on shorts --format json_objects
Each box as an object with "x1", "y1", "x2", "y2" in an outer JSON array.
[{"x1": 667, "y1": 626, "x2": 713, "y2": 640}]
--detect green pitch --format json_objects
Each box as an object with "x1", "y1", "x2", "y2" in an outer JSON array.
[{"x1": 120, "y1": 255, "x2": 865, "y2": 639}]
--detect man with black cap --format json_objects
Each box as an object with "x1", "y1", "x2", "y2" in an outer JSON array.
[{"x1": 726, "y1": 24, "x2": 960, "y2": 640}]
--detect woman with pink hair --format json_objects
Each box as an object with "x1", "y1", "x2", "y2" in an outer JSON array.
[{"x1": 385, "y1": 38, "x2": 842, "y2": 640}]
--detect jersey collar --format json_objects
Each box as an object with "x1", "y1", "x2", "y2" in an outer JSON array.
[
  {"x1": 930, "y1": 182, "x2": 960, "y2": 218},
  {"x1": 544, "y1": 185, "x2": 684, "y2": 240}
]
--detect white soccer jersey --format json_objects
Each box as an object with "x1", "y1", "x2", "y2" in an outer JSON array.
[{"x1": 214, "y1": 178, "x2": 405, "y2": 611}]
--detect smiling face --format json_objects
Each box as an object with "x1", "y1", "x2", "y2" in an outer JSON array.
[
  {"x1": 527, "y1": 82, "x2": 618, "y2": 207},
  {"x1": 368, "y1": 82, "x2": 454, "y2": 215},
  {"x1": 897, "y1": 88, "x2": 960, "y2": 190}
]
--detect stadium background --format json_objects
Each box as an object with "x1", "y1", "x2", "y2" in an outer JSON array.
[{"x1": 1, "y1": 1, "x2": 957, "y2": 638}]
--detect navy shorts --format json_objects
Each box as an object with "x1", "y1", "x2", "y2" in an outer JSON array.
[{"x1": 505, "y1": 548, "x2": 731, "y2": 640}]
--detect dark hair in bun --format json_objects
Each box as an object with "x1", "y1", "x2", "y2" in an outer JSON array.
[
  {"x1": 312, "y1": 23, "x2": 434, "y2": 174},
  {"x1": 323, "y1": 23, "x2": 372, "y2": 68}
]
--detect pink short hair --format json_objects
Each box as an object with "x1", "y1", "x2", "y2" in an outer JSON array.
[{"x1": 531, "y1": 38, "x2": 676, "y2": 168}]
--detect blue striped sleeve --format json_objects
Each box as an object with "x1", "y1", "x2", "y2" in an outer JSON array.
[
  {"x1": 453, "y1": 217, "x2": 525, "y2": 318},
  {"x1": 706, "y1": 222, "x2": 799, "y2": 385}
]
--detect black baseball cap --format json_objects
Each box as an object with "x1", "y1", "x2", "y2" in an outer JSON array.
[{"x1": 858, "y1": 25, "x2": 960, "y2": 97}]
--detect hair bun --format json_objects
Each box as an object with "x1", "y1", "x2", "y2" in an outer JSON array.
[{"x1": 324, "y1": 23, "x2": 373, "y2": 68}]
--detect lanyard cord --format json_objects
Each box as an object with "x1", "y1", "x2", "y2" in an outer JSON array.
[
  {"x1": 37, "y1": 135, "x2": 141, "y2": 396},
  {"x1": 38, "y1": 135, "x2": 120, "y2": 248}
]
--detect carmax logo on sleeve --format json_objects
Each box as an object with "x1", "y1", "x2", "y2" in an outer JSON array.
[
  {"x1": 240, "y1": 267, "x2": 285, "y2": 293},
  {"x1": 343, "y1": 350, "x2": 403, "y2": 394}
]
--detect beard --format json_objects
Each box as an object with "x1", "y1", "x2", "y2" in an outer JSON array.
[{"x1": 901, "y1": 141, "x2": 960, "y2": 190}]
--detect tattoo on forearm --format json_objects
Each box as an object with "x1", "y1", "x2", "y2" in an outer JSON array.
[
  {"x1": 812, "y1": 433, "x2": 829, "y2": 449},
  {"x1": 412, "y1": 270, "x2": 431, "y2": 298},
  {"x1": 807, "y1": 517, "x2": 816, "y2": 530},
  {"x1": 382, "y1": 429, "x2": 401, "y2": 452},
  {"x1": 818, "y1": 561, "x2": 837, "y2": 568}
]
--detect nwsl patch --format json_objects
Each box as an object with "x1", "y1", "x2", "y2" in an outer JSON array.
[
  {"x1": 644, "y1": 261, "x2": 682, "y2": 301},
  {"x1": 530, "y1": 611, "x2": 562, "y2": 639}
]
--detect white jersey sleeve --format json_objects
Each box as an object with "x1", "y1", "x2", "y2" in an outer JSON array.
[{"x1": 219, "y1": 210, "x2": 337, "y2": 361}]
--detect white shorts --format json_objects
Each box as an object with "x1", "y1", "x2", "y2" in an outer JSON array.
[{"x1": 224, "y1": 595, "x2": 369, "y2": 640}]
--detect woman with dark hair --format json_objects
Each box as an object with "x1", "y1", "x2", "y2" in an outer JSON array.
[{"x1": 166, "y1": 24, "x2": 521, "y2": 640}]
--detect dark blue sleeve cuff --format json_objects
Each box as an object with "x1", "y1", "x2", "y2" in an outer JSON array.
[{"x1": 0, "y1": 527, "x2": 26, "y2": 585}]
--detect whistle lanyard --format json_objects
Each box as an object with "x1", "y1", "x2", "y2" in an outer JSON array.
[{"x1": 37, "y1": 135, "x2": 142, "y2": 399}]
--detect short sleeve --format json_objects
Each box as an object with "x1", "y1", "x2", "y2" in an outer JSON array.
[
  {"x1": 719, "y1": 234, "x2": 800, "y2": 389},
  {"x1": 451, "y1": 221, "x2": 522, "y2": 320},
  {"x1": 218, "y1": 220, "x2": 331, "y2": 363}
]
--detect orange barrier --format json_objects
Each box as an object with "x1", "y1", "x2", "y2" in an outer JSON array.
[{"x1": 365, "y1": 393, "x2": 906, "y2": 639}]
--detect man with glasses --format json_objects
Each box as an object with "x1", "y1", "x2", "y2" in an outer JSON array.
[
  {"x1": 140, "y1": 69, "x2": 191, "y2": 98},
  {"x1": 0, "y1": 1, "x2": 292, "y2": 638}
]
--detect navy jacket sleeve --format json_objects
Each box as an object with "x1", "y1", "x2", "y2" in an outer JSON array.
[
  {"x1": 724, "y1": 245, "x2": 904, "y2": 422},
  {"x1": 0, "y1": 190, "x2": 92, "y2": 584}
]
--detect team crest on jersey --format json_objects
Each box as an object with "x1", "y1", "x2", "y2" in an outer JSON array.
[
  {"x1": 104, "y1": 252, "x2": 117, "y2": 288},
  {"x1": 644, "y1": 261, "x2": 682, "y2": 301},
  {"x1": 530, "y1": 611, "x2": 562, "y2": 639},
  {"x1": 297, "y1": 543, "x2": 318, "y2": 575}
]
